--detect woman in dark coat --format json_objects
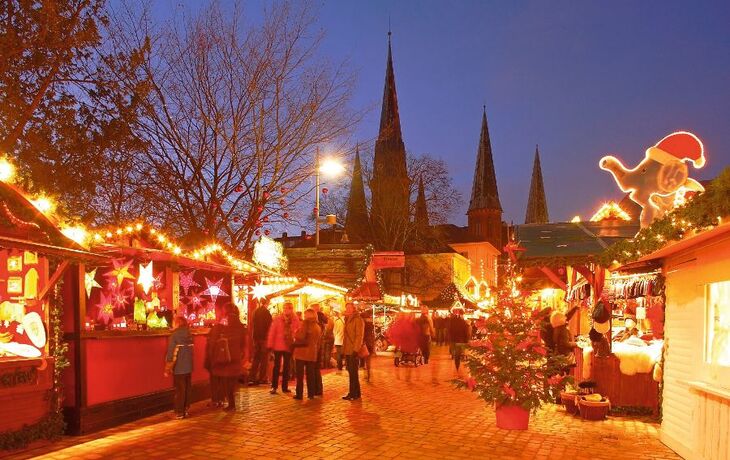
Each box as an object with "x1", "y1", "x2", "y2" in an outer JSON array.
[{"x1": 206, "y1": 304, "x2": 246, "y2": 411}]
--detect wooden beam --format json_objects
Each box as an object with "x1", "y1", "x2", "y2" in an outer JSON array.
[
  {"x1": 38, "y1": 260, "x2": 70, "y2": 301},
  {"x1": 538, "y1": 266, "x2": 567, "y2": 290}
]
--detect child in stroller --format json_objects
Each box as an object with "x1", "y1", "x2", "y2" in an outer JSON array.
[{"x1": 387, "y1": 313, "x2": 424, "y2": 367}]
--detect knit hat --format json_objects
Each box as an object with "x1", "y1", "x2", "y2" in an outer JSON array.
[
  {"x1": 550, "y1": 312, "x2": 567, "y2": 328},
  {"x1": 647, "y1": 131, "x2": 705, "y2": 168},
  {"x1": 592, "y1": 301, "x2": 610, "y2": 323}
]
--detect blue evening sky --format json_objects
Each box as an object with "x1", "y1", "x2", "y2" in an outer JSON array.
[{"x1": 143, "y1": 0, "x2": 730, "y2": 225}]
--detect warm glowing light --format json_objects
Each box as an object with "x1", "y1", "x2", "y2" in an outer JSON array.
[
  {"x1": 253, "y1": 236, "x2": 285, "y2": 270},
  {"x1": 138, "y1": 261, "x2": 155, "y2": 294},
  {"x1": 571, "y1": 215, "x2": 581, "y2": 223},
  {"x1": 61, "y1": 226, "x2": 88, "y2": 245},
  {"x1": 31, "y1": 196, "x2": 55, "y2": 214},
  {"x1": 0, "y1": 158, "x2": 16, "y2": 182},
  {"x1": 319, "y1": 158, "x2": 346, "y2": 176},
  {"x1": 590, "y1": 201, "x2": 631, "y2": 222}
]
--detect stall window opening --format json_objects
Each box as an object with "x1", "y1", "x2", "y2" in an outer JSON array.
[{"x1": 706, "y1": 280, "x2": 730, "y2": 369}]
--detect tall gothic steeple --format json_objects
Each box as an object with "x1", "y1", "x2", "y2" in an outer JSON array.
[
  {"x1": 524, "y1": 145, "x2": 549, "y2": 224},
  {"x1": 467, "y1": 107, "x2": 503, "y2": 249},
  {"x1": 345, "y1": 146, "x2": 370, "y2": 243},
  {"x1": 370, "y1": 32, "x2": 410, "y2": 250}
]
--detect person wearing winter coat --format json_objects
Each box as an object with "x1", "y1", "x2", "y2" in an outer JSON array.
[
  {"x1": 292, "y1": 309, "x2": 322, "y2": 400},
  {"x1": 342, "y1": 302, "x2": 364, "y2": 401},
  {"x1": 267, "y1": 302, "x2": 299, "y2": 394},
  {"x1": 448, "y1": 309, "x2": 470, "y2": 376},
  {"x1": 205, "y1": 304, "x2": 246, "y2": 411},
  {"x1": 311, "y1": 303, "x2": 327, "y2": 396},
  {"x1": 248, "y1": 299, "x2": 273, "y2": 386},
  {"x1": 417, "y1": 306, "x2": 436, "y2": 364},
  {"x1": 332, "y1": 310, "x2": 345, "y2": 370},
  {"x1": 550, "y1": 311, "x2": 577, "y2": 364},
  {"x1": 166, "y1": 316, "x2": 194, "y2": 419}
]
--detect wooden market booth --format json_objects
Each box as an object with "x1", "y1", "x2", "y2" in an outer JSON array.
[
  {"x1": 627, "y1": 219, "x2": 730, "y2": 459},
  {"x1": 0, "y1": 180, "x2": 107, "y2": 447},
  {"x1": 61, "y1": 226, "x2": 260, "y2": 434},
  {"x1": 514, "y1": 219, "x2": 664, "y2": 413}
]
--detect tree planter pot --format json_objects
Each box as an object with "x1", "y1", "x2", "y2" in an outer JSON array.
[{"x1": 495, "y1": 403, "x2": 530, "y2": 430}]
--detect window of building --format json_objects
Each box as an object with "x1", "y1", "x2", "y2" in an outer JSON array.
[{"x1": 706, "y1": 280, "x2": 730, "y2": 369}]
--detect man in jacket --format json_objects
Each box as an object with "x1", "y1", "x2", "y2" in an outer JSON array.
[
  {"x1": 267, "y1": 302, "x2": 299, "y2": 394},
  {"x1": 311, "y1": 303, "x2": 327, "y2": 396},
  {"x1": 448, "y1": 308, "x2": 470, "y2": 377},
  {"x1": 332, "y1": 310, "x2": 345, "y2": 371},
  {"x1": 166, "y1": 316, "x2": 194, "y2": 419},
  {"x1": 417, "y1": 306, "x2": 436, "y2": 364},
  {"x1": 248, "y1": 299, "x2": 273, "y2": 386},
  {"x1": 342, "y1": 302, "x2": 364, "y2": 401}
]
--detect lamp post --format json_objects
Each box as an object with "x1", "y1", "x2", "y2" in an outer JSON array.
[{"x1": 314, "y1": 148, "x2": 345, "y2": 247}]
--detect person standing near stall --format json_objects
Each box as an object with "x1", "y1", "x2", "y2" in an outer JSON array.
[
  {"x1": 311, "y1": 303, "x2": 327, "y2": 396},
  {"x1": 292, "y1": 308, "x2": 322, "y2": 400},
  {"x1": 248, "y1": 299, "x2": 273, "y2": 386},
  {"x1": 166, "y1": 316, "x2": 194, "y2": 419},
  {"x1": 207, "y1": 304, "x2": 246, "y2": 411},
  {"x1": 342, "y1": 302, "x2": 364, "y2": 401},
  {"x1": 267, "y1": 302, "x2": 299, "y2": 394},
  {"x1": 333, "y1": 310, "x2": 345, "y2": 371}
]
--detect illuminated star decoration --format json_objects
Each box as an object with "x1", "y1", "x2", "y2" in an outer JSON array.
[
  {"x1": 111, "y1": 286, "x2": 132, "y2": 311},
  {"x1": 179, "y1": 270, "x2": 199, "y2": 295},
  {"x1": 105, "y1": 259, "x2": 136, "y2": 287},
  {"x1": 201, "y1": 277, "x2": 228, "y2": 303},
  {"x1": 233, "y1": 284, "x2": 248, "y2": 304},
  {"x1": 84, "y1": 268, "x2": 102, "y2": 297},
  {"x1": 97, "y1": 292, "x2": 114, "y2": 323},
  {"x1": 137, "y1": 261, "x2": 155, "y2": 294},
  {"x1": 251, "y1": 281, "x2": 269, "y2": 300}
]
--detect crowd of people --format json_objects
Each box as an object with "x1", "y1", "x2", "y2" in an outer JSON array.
[{"x1": 164, "y1": 300, "x2": 370, "y2": 419}]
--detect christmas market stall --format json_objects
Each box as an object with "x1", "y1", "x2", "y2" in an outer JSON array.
[
  {"x1": 0, "y1": 168, "x2": 107, "y2": 448},
  {"x1": 600, "y1": 166, "x2": 730, "y2": 459},
  {"x1": 62, "y1": 225, "x2": 259, "y2": 434}
]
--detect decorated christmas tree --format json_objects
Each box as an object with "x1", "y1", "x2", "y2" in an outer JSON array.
[{"x1": 456, "y1": 261, "x2": 572, "y2": 413}]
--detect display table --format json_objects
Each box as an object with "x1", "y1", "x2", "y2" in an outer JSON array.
[{"x1": 574, "y1": 349, "x2": 659, "y2": 414}]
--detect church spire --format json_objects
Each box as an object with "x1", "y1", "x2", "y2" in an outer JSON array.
[
  {"x1": 414, "y1": 176, "x2": 429, "y2": 231},
  {"x1": 345, "y1": 146, "x2": 370, "y2": 243},
  {"x1": 468, "y1": 107, "x2": 501, "y2": 212},
  {"x1": 525, "y1": 145, "x2": 549, "y2": 224},
  {"x1": 467, "y1": 107, "x2": 503, "y2": 249},
  {"x1": 370, "y1": 32, "x2": 410, "y2": 250}
]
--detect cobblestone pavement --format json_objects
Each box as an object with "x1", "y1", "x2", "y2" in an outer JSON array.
[{"x1": 6, "y1": 347, "x2": 679, "y2": 460}]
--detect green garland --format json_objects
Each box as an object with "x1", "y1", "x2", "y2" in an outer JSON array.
[
  {"x1": 348, "y1": 244, "x2": 375, "y2": 294},
  {"x1": 598, "y1": 167, "x2": 730, "y2": 267},
  {"x1": 0, "y1": 261, "x2": 68, "y2": 450}
]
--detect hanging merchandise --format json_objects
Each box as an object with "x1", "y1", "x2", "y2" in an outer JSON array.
[
  {"x1": 21, "y1": 312, "x2": 46, "y2": 348},
  {"x1": 179, "y1": 270, "x2": 199, "y2": 295},
  {"x1": 201, "y1": 277, "x2": 228, "y2": 303},
  {"x1": 105, "y1": 259, "x2": 135, "y2": 287},
  {"x1": 23, "y1": 268, "x2": 38, "y2": 299},
  {"x1": 137, "y1": 261, "x2": 155, "y2": 294},
  {"x1": 84, "y1": 268, "x2": 101, "y2": 297}
]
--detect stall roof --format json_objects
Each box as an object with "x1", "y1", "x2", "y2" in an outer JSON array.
[
  {"x1": 0, "y1": 235, "x2": 108, "y2": 262},
  {"x1": 515, "y1": 220, "x2": 639, "y2": 266},
  {"x1": 636, "y1": 220, "x2": 730, "y2": 262},
  {"x1": 285, "y1": 246, "x2": 370, "y2": 289}
]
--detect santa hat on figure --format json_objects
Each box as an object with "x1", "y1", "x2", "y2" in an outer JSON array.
[{"x1": 647, "y1": 131, "x2": 705, "y2": 168}]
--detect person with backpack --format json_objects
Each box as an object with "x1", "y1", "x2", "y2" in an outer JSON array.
[
  {"x1": 267, "y1": 302, "x2": 299, "y2": 394},
  {"x1": 206, "y1": 304, "x2": 246, "y2": 411},
  {"x1": 166, "y1": 316, "x2": 194, "y2": 419},
  {"x1": 292, "y1": 308, "x2": 322, "y2": 400}
]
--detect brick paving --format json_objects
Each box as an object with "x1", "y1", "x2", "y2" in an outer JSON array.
[{"x1": 5, "y1": 347, "x2": 679, "y2": 460}]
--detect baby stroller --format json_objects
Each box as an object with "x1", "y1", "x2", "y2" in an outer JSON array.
[{"x1": 393, "y1": 346, "x2": 424, "y2": 367}]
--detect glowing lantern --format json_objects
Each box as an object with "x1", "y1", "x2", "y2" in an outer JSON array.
[
  {"x1": 252, "y1": 236, "x2": 286, "y2": 270},
  {"x1": 0, "y1": 158, "x2": 16, "y2": 182}
]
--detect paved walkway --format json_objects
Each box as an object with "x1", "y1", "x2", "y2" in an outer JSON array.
[{"x1": 6, "y1": 347, "x2": 679, "y2": 460}]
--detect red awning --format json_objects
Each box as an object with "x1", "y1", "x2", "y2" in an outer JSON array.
[{"x1": 350, "y1": 282, "x2": 381, "y2": 300}]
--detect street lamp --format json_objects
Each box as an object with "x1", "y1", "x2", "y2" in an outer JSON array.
[{"x1": 315, "y1": 148, "x2": 345, "y2": 247}]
